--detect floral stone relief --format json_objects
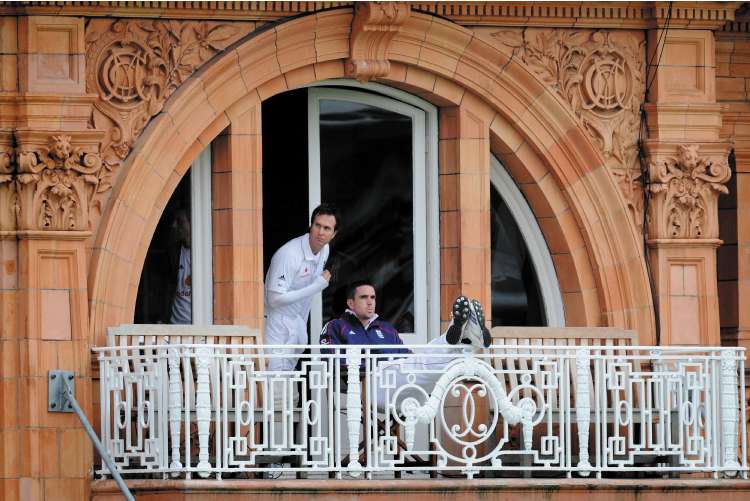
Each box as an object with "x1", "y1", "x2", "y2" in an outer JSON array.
[
  {"x1": 84, "y1": 18, "x2": 254, "y2": 211},
  {"x1": 474, "y1": 28, "x2": 646, "y2": 227},
  {"x1": 14, "y1": 131, "x2": 106, "y2": 232},
  {"x1": 648, "y1": 144, "x2": 731, "y2": 240}
]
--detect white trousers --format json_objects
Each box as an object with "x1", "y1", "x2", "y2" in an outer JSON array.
[
  {"x1": 264, "y1": 313, "x2": 308, "y2": 372},
  {"x1": 370, "y1": 335, "x2": 467, "y2": 410}
]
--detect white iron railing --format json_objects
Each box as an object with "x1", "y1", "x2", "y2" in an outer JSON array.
[{"x1": 94, "y1": 344, "x2": 748, "y2": 479}]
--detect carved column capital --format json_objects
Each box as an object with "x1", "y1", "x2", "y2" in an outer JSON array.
[
  {"x1": 0, "y1": 130, "x2": 16, "y2": 234},
  {"x1": 347, "y1": 1, "x2": 411, "y2": 82},
  {"x1": 645, "y1": 141, "x2": 732, "y2": 240},
  {"x1": 14, "y1": 129, "x2": 106, "y2": 232}
]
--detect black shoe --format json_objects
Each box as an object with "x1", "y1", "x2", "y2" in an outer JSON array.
[
  {"x1": 471, "y1": 299, "x2": 492, "y2": 348},
  {"x1": 446, "y1": 295, "x2": 471, "y2": 344}
]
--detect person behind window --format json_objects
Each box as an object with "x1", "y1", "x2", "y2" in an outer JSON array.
[{"x1": 169, "y1": 209, "x2": 192, "y2": 324}]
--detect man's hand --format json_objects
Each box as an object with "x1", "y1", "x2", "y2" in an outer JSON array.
[{"x1": 321, "y1": 269, "x2": 332, "y2": 282}]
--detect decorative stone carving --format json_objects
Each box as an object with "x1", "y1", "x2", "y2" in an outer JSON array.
[
  {"x1": 0, "y1": 131, "x2": 16, "y2": 233},
  {"x1": 14, "y1": 130, "x2": 105, "y2": 231},
  {"x1": 85, "y1": 19, "x2": 251, "y2": 190},
  {"x1": 347, "y1": 2, "x2": 411, "y2": 82},
  {"x1": 488, "y1": 29, "x2": 646, "y2": 226},
  {"x1": 648, "y1": 144, "x2": 731, "y2": 239}
]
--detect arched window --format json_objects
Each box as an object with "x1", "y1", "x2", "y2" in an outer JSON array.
[
  {"x1": 491, "y1": 155, "x2": 564, "y2": 327},
  {"x1": 134, "y1": 147, "x2": 213, "y2": 324}
]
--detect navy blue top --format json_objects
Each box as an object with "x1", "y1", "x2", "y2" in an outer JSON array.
[{"x1": 320, "y1": 311, "x2": 411, "y2": 356}]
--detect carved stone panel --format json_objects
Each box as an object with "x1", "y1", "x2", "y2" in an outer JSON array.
[
  {"x1": 347, "y1": 2, "x2": 411, "y2": 82},
  {"x1": 85, "y1": 19, "x2": 253, "y2": 188},
  {"x1": 14, "y1": 130, "x2": 105, "y2": 231},
  {"x1": 18, "y1": 16, "x2": 86, "y2": 94},
  {"x1": 475, "y1": 28, "x2": 646, "y2": 226},
  {"x1": 646, "y1": 142, "x2": 731, "y2": 240}
]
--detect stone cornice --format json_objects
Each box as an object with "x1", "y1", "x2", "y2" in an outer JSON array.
[
  {"x1": 0, "y1": 2, "x2": 740, "y2": 30},
  {"x1": 647, "y1": 238, "x2": 723, "y2": 248}
]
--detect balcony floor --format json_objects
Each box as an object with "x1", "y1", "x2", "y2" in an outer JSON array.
[{"x1": 91, "y1": 478, "x2": 750, "y2": 501}]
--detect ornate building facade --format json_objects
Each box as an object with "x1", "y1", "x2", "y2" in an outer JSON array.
[{"x1": 0, "y1": 1, "x2": 749, "y2": 500}]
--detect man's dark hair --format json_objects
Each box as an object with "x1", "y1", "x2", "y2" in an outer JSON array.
[
  {"x1": 346, "y1": 280, "x2": 375, "y2": 300},
  {"x1": 310, "y1": 203, "x2": 340, "y2": 231}
]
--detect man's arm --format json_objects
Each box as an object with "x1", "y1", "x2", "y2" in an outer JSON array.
[
  {"x1": 319, "y1": 319, "x2": 346, "y2": 355},
  {"x1": 381, "y1": 322, "x2": 411, "y2": 355},
  {"x1": 266, "y1": 272, "x2": 329, "y2": 308},
  {"x1": 265, "y1": 244, "x2": 331, "y2": 308}
]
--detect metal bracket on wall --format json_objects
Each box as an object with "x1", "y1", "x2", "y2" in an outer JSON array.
[
  {"x1": 48, "y1": 370, "x2": 75, "y2": 413},
  {"x1": 47, "y1": 369, "x2": 135, "y2": 500}
]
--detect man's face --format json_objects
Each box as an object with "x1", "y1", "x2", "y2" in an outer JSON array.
[
  {"x1": 308, "y1": 213, "x2": 337, "y2": 253},
  {"x1": 347, "y1": 285, "x2": 376, "y2": 321}
]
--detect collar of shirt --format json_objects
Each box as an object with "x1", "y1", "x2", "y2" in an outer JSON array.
[
  {"x1": 344, "y1": 308, "x2": 379, "y2": 330},
  {"x1": 301, "y1": 233, "x2": 325, "y2": 261}
]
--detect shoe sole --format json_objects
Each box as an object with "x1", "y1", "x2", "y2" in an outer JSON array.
[
  {"x1": 471, "y1": 299, "x2": 492, "y2": 348},
  {"x1": 446, "y1": 295, "x2": 470, "y2": 344}
]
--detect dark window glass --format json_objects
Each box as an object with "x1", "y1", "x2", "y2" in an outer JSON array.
[
  {"x1": 319, "y1": 99, "x2": 414, "y2": 332},
  {"x1": 490, "y1": 185, "x2": 545, "y2": 326},
  {"x1": 262, "y1": 88, "x2": 310, "y2": 272},
  {"x1": 262, "y1": 90, "x2": 416, "y2": 333},
  {"x1": 135, "y1": 173, "x2": 192, "y2": 324}
]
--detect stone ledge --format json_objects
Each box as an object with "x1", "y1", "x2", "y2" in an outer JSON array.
[
  {"x1": 91, "y1": 477, "x2": 750, "y2": 500},
  {"x1": 0, "y1": 2, "x2": 741, "y2": 30}
]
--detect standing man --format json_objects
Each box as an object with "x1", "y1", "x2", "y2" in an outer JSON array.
[{"x1": 264, "y1": 203, "x2": 339, "y2": 371}]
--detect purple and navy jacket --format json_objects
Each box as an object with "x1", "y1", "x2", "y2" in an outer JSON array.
[{"x1": 319, "y1": 311, "x2": 410, "y2": 356}]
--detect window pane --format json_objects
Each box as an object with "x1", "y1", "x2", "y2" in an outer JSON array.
[
  {"x1": 319, "y1": 99, "x2": 415, "y2": 332},
  {"x1": 491, "y1": 186, "x2": 544, "y2": 326},
  {"x1": 262, "y1": 89, "x2": 310, "y2": 273},
  {"x1": 135, "y1": 174, "x2": 192, "y2": 324}
]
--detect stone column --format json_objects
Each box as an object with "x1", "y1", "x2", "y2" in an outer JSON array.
[
  {"x1": 212, "y1": 100, "x2": 265, "y2": 329},
  {"x1": 733, "y1": 143, "x2": 750, "y2": 352},
  {"x1": 644, "y1": 24, "x2": 731, "y2": 346},
  {"x1": 10, "y1": 16, "x2": 104, "y2": 501},
  {"x1": 0, "y1": 15, "x2": 19, "y2": 501},
  {"x1": 438, "y1": 96, "x2": 492, "y2": 329},
  {"x1": 0, "y1": 131, "x2": 20, "y2": 501}
]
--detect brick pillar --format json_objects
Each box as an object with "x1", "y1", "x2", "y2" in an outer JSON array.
[
  {"x1": 0, "y1": 15, "x2": 19, "y2": 500},
  {"x1": 0, "y1": 237, "x2": 20, "y2": 501},
  {"x1": 644, "y1": 27, "x2": 732, "y2": 346},
  {"x1": 438, "y1": 95, "x2": 492, "y2": 329},
  {"x1": 732, "y1": 146, "x2": 750, "y2": 352},
  {"x1": 2, "y1": 15, "x2": 104, "y2": 501},
  {"x1": 212, "y1": 102, "x2": 264, "y2": 329}
]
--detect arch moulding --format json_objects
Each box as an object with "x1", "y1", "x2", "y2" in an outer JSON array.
[{"x1": 87, "y1": 8, "x2": 655, "y2": 345}]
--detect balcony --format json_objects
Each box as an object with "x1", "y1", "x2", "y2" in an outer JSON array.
[{"x1": 92, "y1": 327, "x2": 748, "y2": 486}]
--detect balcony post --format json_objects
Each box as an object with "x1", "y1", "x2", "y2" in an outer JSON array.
[
  {"x1": 575, "y1": 348, "x2": 592, "y2": 474},
  {"x1": 345, "y1": 348, "x2": 363, "y2": 474},
  {"x1": 168, "y1": 345, "x2": 183, "y2": 472},
  {"x1": 195, "y1": 346, "x2": 212, "y2": 476},
  {"x1": 720, "y1": 350, "x2": 741, "y2": 473}
]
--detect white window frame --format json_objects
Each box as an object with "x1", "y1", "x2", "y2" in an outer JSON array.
[
  {"x1": 307, "y1": 86, "x2": 437, "y2": 343},
  {"x1": 490, "y1": 155, "x2": 565, "y2": 327},
  {"x1": 190, "y1": 146, "x2": 213, "y2": 325}
]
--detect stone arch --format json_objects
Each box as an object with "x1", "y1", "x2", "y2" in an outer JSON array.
[{"x1": 88, "y1": 8, "x2": 655, "y2": 344}]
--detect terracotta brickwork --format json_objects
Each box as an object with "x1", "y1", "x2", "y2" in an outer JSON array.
[
  {"x1": 717, "y1": 20, "x2": 750, "y2": 353},
  {"x1": 0, "y1": 2, "x2": 747, "y2": 499},
  {"x1": 211, "y1": 106, "x2": 264, "y2": 329}
]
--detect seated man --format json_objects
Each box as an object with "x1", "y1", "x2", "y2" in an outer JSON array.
[{"x1": 320, "y1": 280, "x2": 491, "y2": 408}]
